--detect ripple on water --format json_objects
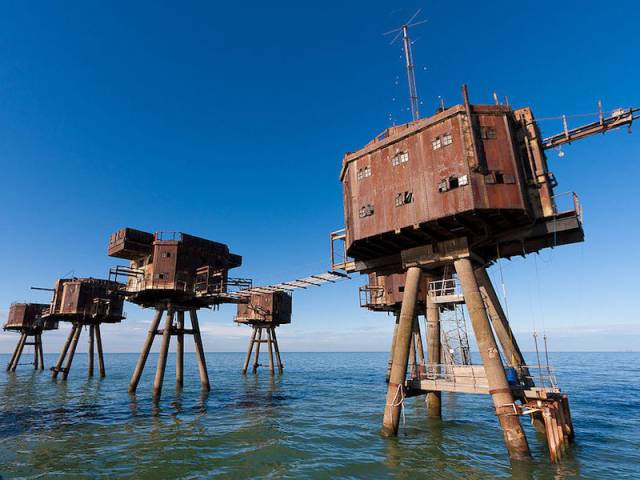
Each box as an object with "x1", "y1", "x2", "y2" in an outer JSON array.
[{"x1": 0, "y1": 352, "x2": 638, "y2": 478}]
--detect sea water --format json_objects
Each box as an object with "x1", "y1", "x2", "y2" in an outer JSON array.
[{"x1": 0, "y1": 352, "x2": 638, "y2": 479}]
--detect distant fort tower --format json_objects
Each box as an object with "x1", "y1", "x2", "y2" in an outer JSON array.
[
  {"x1": 43, "y1": 278, "x2": 125, "y2": 380},
  {"x1": 332, "y1": 83, "x2": 637, "y2": 462},
  {"x1": 108, "y1": 228, "x2": 247, "y2": 400},
  {"x1": 4, "y1": 303, "x2": 57, "y2": 372},
  {"x1": 235, "y1": 291, "x2": 291, "y2": 374}
]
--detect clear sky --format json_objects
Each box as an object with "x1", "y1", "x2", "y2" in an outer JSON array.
[{"x1": 1, "y1": 1, "x2": 638, "y2": 354}]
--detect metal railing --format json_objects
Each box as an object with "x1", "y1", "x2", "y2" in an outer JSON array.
[
  {"x1": 155, "y1": 231, "x2": 183, "y2": 241},
  {"x1": 359, "y1": 285, "x2": 385, "y2": 307},
  {"x1": 330, "y1": 228, "x2": 355, "y2": 272},
  {"x1": 427, "y1": 278, "x2": 461, "y2": 298},
  {"x1": 552, "y1": 191, "x2": 583, "y2": 223},
  {"x1": 407, "y1": 363, "x2": 558, "y2": 391}
]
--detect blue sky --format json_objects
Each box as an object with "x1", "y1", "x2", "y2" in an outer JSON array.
[{"x1": 0, "y1": 1, "x2": 638, "y2": 353}]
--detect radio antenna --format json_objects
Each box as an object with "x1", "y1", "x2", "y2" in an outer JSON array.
[{"x1": 384, "y1": 9, "x2": 427, "y2": 121}]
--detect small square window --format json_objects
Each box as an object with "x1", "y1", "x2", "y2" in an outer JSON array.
[
  {"x1": 161, "y1": 252, "x2": 171, "y2": 258},
  {"x1": 391, "y1": 151, "x2": 408, "y2": 166},
  {"x1": 442, "y1": 132, "x2": 453, "y2": 146},
  {"x1": 432, "y1": 137, "x2": 442, "y2": 150},
  {"x1": 481, "y1": 127, "x2": 497, "y2": 139},
  {"x1": 359, "y1": 204, "x2": 374, "y2": 218},
  {"x1": 394, "y1": 191, "x2": 413, "y2": 207}
]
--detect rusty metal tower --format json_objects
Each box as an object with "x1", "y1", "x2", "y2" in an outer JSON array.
[{"x1": 331, "y1": 81, "x2": 637, "y2": 462}]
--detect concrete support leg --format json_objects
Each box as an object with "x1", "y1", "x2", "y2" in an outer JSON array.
[
  {"x1": 33, "y1": 334, "x2": 39, "y2": 370},
  {"x1": 38, "y1": 334, "x2": 45, "y2": 370},
  {"x1": 52, "y1": 325, "x2": 76, "y2": 380},
  {"x1": 413, "y1": 316, "x2": 425, "y2": 373},
  {"x1": 242, "y1": 327, "x2": 257, "y2": 374},
  {"x1": 267, "y1": 327, "x2": 275, "y2": 374},
  {"x1": 190, "y1": 309, "x2": 210, "y2": 391},
  {"x1": 408, "y1": 328, "x2": 417, "y2": 378},
  {"x1": 271, "y1": 327, "x2": 283, "y2": 373},
  {"x1": 40, "y1": 334, "x2": 45, "y2": 370},
  {"x1": 455, "y1": 258, "x2": 531, "y2": 461},
  {"x1": 252, "y1": 327, "x2": 263, "y2": 373},
  {"x1": 176, "y1": 311, "x2": 184, "y2": 389},
  {"x1": 8, "y1": 333, "x2": 27, "y2": 372},
  {"x1": 425, "y1": 272, "x2": 442, "y2": 418},
  {"x1": 386, "y1": 314, "x2": 400, "y2": 383},
  {"x1": 95, "y1": 324, "x2": 105, "y2": 378},
  {"x1": 88, "y1": 325, "x2": 95, "y2": 378},
  {"x1": 153, "y1": 309, "x2": 174, "y2": 400},
  {"x1": 382, "y1": 266, "x2": 422, "y2": 437},
  {"x1": 129, "y1": 309, "x2": 163, "y2": 393},
  {"x1": 61, "y1": 324, "x2": 82, "y2": 380},
  {"x1": 475, "y1": 267, "x2": 525, "y2": 368}
]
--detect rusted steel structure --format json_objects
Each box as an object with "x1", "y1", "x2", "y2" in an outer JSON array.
[
  {"x1": 236, "y1": 291, "x2": 291, "y2": 374},
  {"x1": 233, "y1": 271, "x2": 347, "y2": 374},
  {"x1": 4, "y1": 303, "x2": 57, "y2": 372},
  {"x1": 108, "y1": 228, "x2": 246, "y2": 399},
  {"x1": 332, "y1": 85, "x2": 637, "y2": 462},
  {"x1": 42, "y1": 278, "x2": 125, "y2": 380}
]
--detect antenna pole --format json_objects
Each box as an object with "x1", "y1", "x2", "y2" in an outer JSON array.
[{"x1": 401, "y1": 24, "x2": 420, "y2": 121}]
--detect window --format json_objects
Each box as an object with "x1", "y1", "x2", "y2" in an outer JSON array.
[
  {"x1": 432, "y1": 137, "x2": 442, "y2": 150},
  {"x1": 480, "y1": 126, "x2": 497, "y2": 139},
  {"x1": 439, "y1": 175, "x2": 469, "y2": 192},
  {"x1": 357, "y1": 165, "x2": 372, "y2": 180},
  {"x1": 485, "y1": 171, "x2": 516, "y2": 184},
  {"x1": 391, "y1": 151, "x2": 409, "y2": 166},
  {"x1": 394, "y1": 191, "x2": 413, "y2": 207},
  {"x1": 359, "y1": 204, "x2": 375, "y2": 218},
  {"x1": 161, "y1": 251, "x2": 171, "y2": 258},
  {"x1": 442, "y1": 132, "x2": 453, "y2": 146}
]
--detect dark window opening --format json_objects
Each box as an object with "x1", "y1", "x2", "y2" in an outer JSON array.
[
  {"x1": 481, "y1": 126, "x2": 497, "y2": 139},
  {"x1": 359, "y1": 204, "x2": 375, "y2": 218},
  {"x1": 394, "y1": 191, "x2": 413, "y2": 207}
]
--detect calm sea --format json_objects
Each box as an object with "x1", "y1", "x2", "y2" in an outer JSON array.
[{"x1": 0, "y1": 351, "x2": 637, "y2": 479}]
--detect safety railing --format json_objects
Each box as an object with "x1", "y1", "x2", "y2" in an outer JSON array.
[
  {"x1": 155, "y1": 231, "x2": 183, "y2": 242},
  {"x1": 330, "y1": 228, "x2": 355, "y2": 272},
  {"x1": 407, "y1": 363, "x2": 558, "y2": 391},
  {"x1": 359, "y1": 285, "x2": 385, "y2": 307},
  {"x1": 552, "y1": 191, "x2": 583, "y2": 224},
  {"x1": 427, "y1": 278, "x2": 460, "y2": 298},
  {"x1": 519, "y1": 364, "x2": 558, "y2": 390}
]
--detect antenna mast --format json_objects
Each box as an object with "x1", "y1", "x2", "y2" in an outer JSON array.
[
  {"x1": 402, "y1": 23, "x2": 420, "y2": 121},
  {"x1": 386, "y1": 10, "x2": 426, "y2": 122}
]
